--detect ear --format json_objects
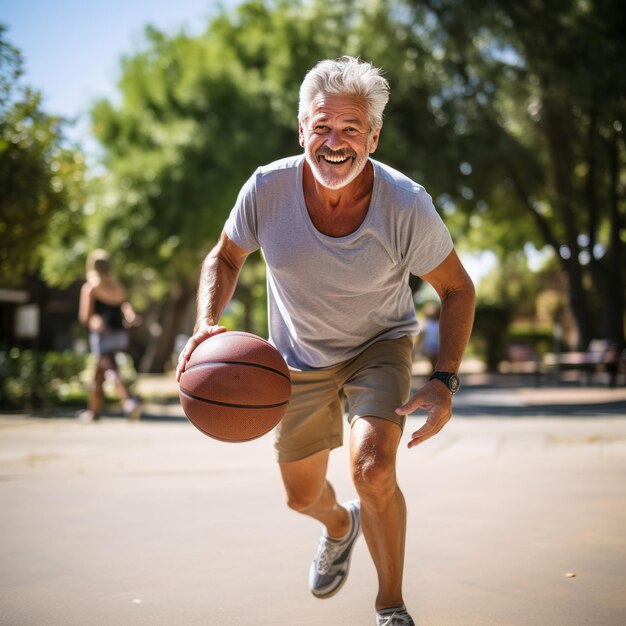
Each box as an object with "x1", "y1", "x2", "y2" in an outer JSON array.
[
  {"x1": 369, "y1": 127, "x2": 381, "y2": 154},
  {"x1": 298, "y1": 123, "x2": 305, "y2": 148}
]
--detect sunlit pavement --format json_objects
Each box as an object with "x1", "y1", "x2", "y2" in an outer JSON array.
[{"x1": 1, "y1": 374, "x2": 625, "y2": 625}]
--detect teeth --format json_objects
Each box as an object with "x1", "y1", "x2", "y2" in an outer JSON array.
[{"x1": 322, "y1": 154, "x2": 349, "y2": 163}]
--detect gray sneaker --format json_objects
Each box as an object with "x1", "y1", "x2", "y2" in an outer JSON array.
[
  {"x1": 308, "y1": 499, "x2": 361, "y2": 599},
  {"x1": 123, "y1": 398, "x2": 142, "y2": 421},
  {"x1": 376, "y1": 606, "x2": 415, "y2": 626}
]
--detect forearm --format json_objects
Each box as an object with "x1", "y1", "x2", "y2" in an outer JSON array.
[
  {"x1": 78, "y1": 285, "x2": 93, "y2": 326},
  {"x1": 399, "y1": 252, "x2": 475, "y2": 445},
  {"x1": 194, "y1": 249, "x2": 241, "y2": 332},
  {"x1": 435, "y1": 281, "x2": 476, "y2": 372},
  {"x1": 194, "y1": 230, "x2": 253, "y2": 333},
  {"x1": 399, "y1": 275, "x2": 474, "y2": 445},
  {"x1": 121, "y1": 302, "x2": 137, "y2": 326}
]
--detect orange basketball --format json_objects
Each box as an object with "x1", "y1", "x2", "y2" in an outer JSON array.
[{"x1": 178, "y1": 331, "x2": 291, "y2": 442}]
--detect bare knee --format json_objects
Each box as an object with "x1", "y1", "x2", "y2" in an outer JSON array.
[
  {"x1": 351, "y1": 449, "x2": 397, "y2": 510},
  {"x1": 284, "y1": 479, "x2": 326, "y2": 513},
  {"x1": 350, "y1": 417, "x2": 401, "y2": 510},
  {"x1": 280, "y1": 456, "x2": 329, "y2": 514},
  {"x1": 285, "y1": 491, "x2": 316, "y2": 514},
  {"x1": 279, "y1": 450, "x2": 332, "y2": 515}
]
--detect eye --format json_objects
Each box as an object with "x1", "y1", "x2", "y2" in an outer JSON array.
[
  {"x1": 345, "y1": 127, "x2": 360, "y2": 135},
  {"x1": 314, "y1": 124, "x2": 329, "y2": 132}
]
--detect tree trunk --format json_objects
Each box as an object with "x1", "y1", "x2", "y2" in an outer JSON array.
[
  {"x1": 541, "y1": 90, "x2": 596, "y2": 350},
  {"x1": 561, "y1": 257, "x2": 595, "y2": 350},
  {"x1": 606, "y1": 128, "x2": 625, "y2": 349},
  {"x1": 590, "y1": 127, "x2": 626, "y2": 349},
  {"x1": 508, "y1": 155, "x2": 595, "y2": 350},
  {"x1": 595, "y1": 263, "x2": 625, "y2": 347},
  {"x1": 140, "y1": 279, "x2": 196, "y2": 373}
]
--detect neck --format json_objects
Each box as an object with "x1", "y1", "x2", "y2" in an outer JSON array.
[
  {"x1": 303, "y1": 159, "x2": 373, "y2": 211},
  {"x1": 301, "y1": 159, "x2": 375, "y2": 238}
]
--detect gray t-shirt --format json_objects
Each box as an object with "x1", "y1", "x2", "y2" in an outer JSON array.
[{"x1": 225, "y1": 155, "x2": 453, "y2": 370}]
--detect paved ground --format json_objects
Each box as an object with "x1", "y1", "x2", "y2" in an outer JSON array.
[{"x1": 1, "y1": 374, "x2": 625, "y2": 625}]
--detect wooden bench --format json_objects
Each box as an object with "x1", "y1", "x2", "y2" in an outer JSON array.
[
  {"x1": 541, "y1": 339, "x2": 623, "y2": 387},
  {"x1": 500, "y1": 344, "x2": 542, "y2": 376}
]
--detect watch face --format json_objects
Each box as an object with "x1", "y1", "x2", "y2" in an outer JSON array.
[{"x1": 448, "y1": 374, "x2": 460, "y2": 393}]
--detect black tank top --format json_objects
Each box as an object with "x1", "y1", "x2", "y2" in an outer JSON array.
[{"x1": 94, "y1": 298, "x2": 124, "y2": 330}]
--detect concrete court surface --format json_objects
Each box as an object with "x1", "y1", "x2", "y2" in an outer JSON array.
[{"x1": 1, "y1": 382, "x2": 626, "y2": 625}]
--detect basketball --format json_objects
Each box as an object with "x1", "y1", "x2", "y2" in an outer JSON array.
[{"x1": 178, "y1": 331, "x2": 291, "y2": 442}]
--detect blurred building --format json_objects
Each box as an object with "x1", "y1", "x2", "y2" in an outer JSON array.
[{"x1": 0, "y1": 277, "x2": 82, "y2": 352}]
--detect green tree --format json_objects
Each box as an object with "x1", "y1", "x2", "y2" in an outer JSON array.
[
  {"x1": 0, "y1": 25, "x2": 87, "y2": 287},
  {"x1": 89, "y1": 17, "x2": 297, "y2": 371},
  {"x1": 88, "y1": 0, "x2": 625, "y2": 371},
  {"x1": 401, "y1": 0, "x2": 626, "y2": 349},
  {"x1": 88, "y1": 0, "x2": 417, "y2": 371}
]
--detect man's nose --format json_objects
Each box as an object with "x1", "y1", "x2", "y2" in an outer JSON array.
[{"x1": 325, "y1": 129, "x2": 345, "y2": 150}]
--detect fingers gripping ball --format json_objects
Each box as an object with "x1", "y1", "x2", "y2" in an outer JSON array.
[{"x1": 178, "y1": 332, "x2": 291, "y2": 442}]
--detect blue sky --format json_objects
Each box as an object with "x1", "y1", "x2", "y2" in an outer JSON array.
[{"x1": 1, "y1": 0, "x2": 227, "y2": 146}]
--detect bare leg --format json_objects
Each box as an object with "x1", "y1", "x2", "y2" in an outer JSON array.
[
  {"x1": 89, "y1": 358, "x2": 105, "y2": 416},
  {"x1": 279, "y1": 449, "x2": 350, "y2": 539},
  {"x1": 350, "y1": 417, "x2": 405, "y2": 611},
  {"x1": 101, "y1": 354, "x2": 130, "y2": 404}
]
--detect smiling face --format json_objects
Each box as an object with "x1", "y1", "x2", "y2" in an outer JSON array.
[{"x1": 299, "y1": 93, "x2": 380, "y2": 191}]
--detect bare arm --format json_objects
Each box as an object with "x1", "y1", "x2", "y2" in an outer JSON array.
[
  {"x1": 78, "y1": 283, "x2": 106, "y2": 333},
  {"x1": 176, "y1": 231, "x2": 251, "y2": 380},
  {"x1": 78, "y1": 283, "x2": 93, "y2": 327},
  {"x1": 396, "y1": 249, "x2": 476, "y2": 448},
  {"x1": 421, "y1": 249, "x2": 475, "y2": 374},
  {"x1": 194, "y1": 231, "x2": 251, "y2": 331},
  {"x1": 121, "y1": 301, "x2": 138, "y2": 327}
]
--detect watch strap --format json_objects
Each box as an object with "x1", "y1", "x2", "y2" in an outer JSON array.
[{"x1": 429, "y1": 371, "x2": 460, "y2": 394}]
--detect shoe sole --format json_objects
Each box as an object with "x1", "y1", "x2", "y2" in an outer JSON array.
[
  {"x1": 310, "y1": 559, "x2": 353, "y2": 599},
  {"x1": 310, "y1": 501, "x2": 360, "y2": 599}
]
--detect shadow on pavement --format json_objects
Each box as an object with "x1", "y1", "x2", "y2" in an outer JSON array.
[
  {"x1": 453, "y1": 399, "x2": 626, "y2": 418},
  {"x1": 4, "y1": 371, "x2": 624, "y2": 422}
]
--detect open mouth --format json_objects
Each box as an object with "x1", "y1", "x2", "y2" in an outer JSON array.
[{"x1": 319, "y1": 153, "x2": 353, "y2": 165}]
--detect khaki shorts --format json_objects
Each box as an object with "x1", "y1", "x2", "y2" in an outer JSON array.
[{"x1": 275, "y1": 336, "x2": 414, "y2": 463}]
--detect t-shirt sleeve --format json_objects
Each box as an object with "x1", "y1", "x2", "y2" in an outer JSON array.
[
  {"x1": 403, "y1": 187, "x2": 454, "y2": 276},
  {"x1": 224, "y1": 171, "x2": 261, "y2": 252}
]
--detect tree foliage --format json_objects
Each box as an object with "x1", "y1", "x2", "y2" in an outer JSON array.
[
  {"x1": 87, "y1": 0, "x2": 417, "y2": 369},
  {"x1": 85, "y1": 0, "x2": 626, "y2": 367},
  {"x1": 0, "y1": 25, "x2": 87, "y2": 287},
  {"x1": 400, "y1": 0, "x2": 626, "y2": 347},
  {"x1": 8, "y1": 0, "x2": 618, "y2": 369}
]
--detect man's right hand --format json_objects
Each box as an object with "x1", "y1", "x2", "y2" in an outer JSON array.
[{"x1": 176, "y1": 324, "x2": 227, "y2": 382}]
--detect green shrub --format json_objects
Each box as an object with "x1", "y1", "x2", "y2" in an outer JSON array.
[
  {"x1": 471, "y1": 304, "x2": 511, "y2": 371},
  {"x1": 508, "y1": 324, "x2": 554, "y2": 355},
  {"x1": 0, "y1": 349, "x2": 87, "y2": 409}
]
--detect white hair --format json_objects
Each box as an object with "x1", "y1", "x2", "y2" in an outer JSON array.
[{"x1": 298, "y1": 56, "x2": 390, "y2": 130}]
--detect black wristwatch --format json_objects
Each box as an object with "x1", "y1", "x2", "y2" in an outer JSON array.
[{"x1": 429, "y1": 371, "x2": 461, "y2": 394}]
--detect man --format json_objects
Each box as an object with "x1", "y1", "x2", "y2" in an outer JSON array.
[{"x1": 177, "y1": 56, "x2": 475, "y2": 626}]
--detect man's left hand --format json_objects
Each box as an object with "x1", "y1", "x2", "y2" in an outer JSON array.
[{"x1": 395, "y1": 380, "x2": 452, "y2": 448}]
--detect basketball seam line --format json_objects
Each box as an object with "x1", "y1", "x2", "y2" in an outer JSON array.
[
  {"x1": 184, "y1": 360, "x2": 290, "y2": 381},
  {"x1": 179, "y1": 388, "x2": 289, "y2": 409}
]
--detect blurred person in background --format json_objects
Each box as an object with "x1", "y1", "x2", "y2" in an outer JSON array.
[
  {"x1": 415, "y1": 302, "x2": 440, "y2": 372},
  {"x1": 78, "y1": 249, "x2": 141, "y2": 422}
]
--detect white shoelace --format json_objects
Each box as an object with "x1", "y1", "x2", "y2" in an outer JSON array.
[
  {"x1": 376, "y1": 608, "x2": 413, "y2": 626},
  {"x1": 313, "y1": 535, "x2": 346, "y2": 574}
]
